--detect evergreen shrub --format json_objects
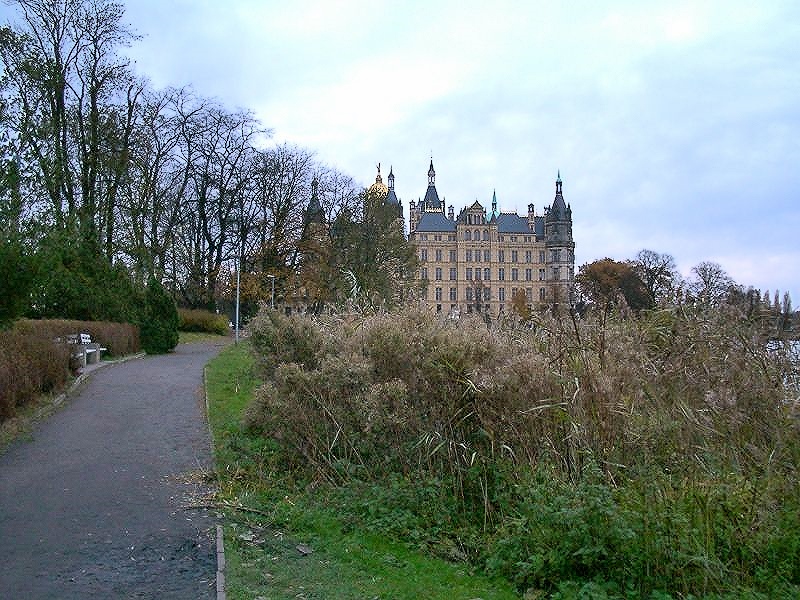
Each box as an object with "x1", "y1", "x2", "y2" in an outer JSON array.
[{"x1": 140, "y1": 276, "x2": 179, "y2": 354}]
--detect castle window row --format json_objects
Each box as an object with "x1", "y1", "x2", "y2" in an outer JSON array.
[
  {"x1": 430, "y1": 268, "x2": 550, "y2": 282},
  {"x1": 428, "y1": 286, "x2": 548, "y2": 303},
  {"x1": 419, "y1": 249, "x2": 551, "y2": 264}
]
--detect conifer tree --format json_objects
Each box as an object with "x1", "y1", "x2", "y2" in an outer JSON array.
[{"x1": 140, "y1": 276, "x2": 179, "y2": 354}]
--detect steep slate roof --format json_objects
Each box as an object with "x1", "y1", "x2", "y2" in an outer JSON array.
[
  {"x1": 423, "y1": 160, "x2": 442, "y2": 210},
  {"x1": 423, "y1": 184, "x2": 441, "y2": 210},
  {"x1": 495, "y1": 213, "x2": 532, "y2": 233},
  {"x1": 385, "y1": 167, "x2": 400, "y2": 206},
  {"x1": 415, "y1": 210, "x2": 456, "y2": 232},
  {"x1": 534, "y1": 215, "x2": 545, "y2": 236}
]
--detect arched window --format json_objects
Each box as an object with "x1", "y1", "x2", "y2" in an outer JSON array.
[
  {"x1": 464, "y1": 230, "x2": 471, "y2": 241},
  {"x1": 473, "y1": 229, "x2": 480, "y2": 240},
  {"x1": 482, "y1": 229, "x2": 489, "y2": 240}
]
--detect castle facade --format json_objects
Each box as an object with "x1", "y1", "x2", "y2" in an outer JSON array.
[{"x1": 397, "y1": 160, "x2": 575, "y2": 316}]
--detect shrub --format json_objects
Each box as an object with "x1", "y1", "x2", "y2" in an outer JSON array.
[
  {"x1": 0, "y1": 238, "x2": 35, "y2": 329},
  {"x1": 140, "y1": 276, "x2": 179, "y2": 354},
  {"x1": 0, "y1": 318, "x2": 140, "y2": 421},
  {"x1": 27, "y1": 231, "x2": 144, "y2": 324},
  {"x1": 177, "y1": 308, "x2": 229, "y2": 334},
  {"x1": 243, "y1": 305, "x2": 800, "y2": 597}
]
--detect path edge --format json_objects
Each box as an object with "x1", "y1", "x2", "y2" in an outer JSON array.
[{"x1": 204, "y1": 363, "x2": 227, "y2": 600}]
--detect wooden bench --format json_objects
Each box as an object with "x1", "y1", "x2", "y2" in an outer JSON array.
[{"x1": 66, "y1": 333, "x2": 108, "y2": 368}]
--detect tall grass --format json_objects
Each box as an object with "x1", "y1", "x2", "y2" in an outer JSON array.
[{"x1": 244, "y1": 305, "x2": 800, "y2": 598}]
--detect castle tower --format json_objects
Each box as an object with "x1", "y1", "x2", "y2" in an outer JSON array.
[{"x1": 544, "y1": 171, "x2": 575, "y2": 309}]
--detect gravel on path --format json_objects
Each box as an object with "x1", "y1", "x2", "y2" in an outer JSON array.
[{"x1": 0, "y1": 342, "x2": 227, "y2": 599}]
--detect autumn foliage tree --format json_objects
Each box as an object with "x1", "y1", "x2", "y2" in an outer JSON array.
[{"x1": 576, "y1": 258, "x2": 651, "y2": 314}]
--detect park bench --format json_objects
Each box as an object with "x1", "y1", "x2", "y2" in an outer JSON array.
[{"x1": 65, "y1": 333, "x2": 107, "y2": 368}]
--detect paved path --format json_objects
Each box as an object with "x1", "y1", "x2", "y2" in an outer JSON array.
[{"x1": 0, "y1": 342, "x2": 226, "y2": 599}]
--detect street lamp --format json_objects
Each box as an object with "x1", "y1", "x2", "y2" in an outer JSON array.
[
  {"x1": 266, "y1": 274, "x2": 275, "y2": 309},
  {"x1": 235, "y1": 257, "x2": 241, "y2": 344}
]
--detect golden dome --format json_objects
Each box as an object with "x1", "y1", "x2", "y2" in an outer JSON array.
[{"x1": 367, "y1": 163, "x2": 389, "y2": 200}]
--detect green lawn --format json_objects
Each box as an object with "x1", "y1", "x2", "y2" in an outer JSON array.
[{"x1": 204, "y1": 342, "x2": 519, "y2": 600}]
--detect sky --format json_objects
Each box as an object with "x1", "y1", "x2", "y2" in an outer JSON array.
[{"x1": 6, "y1": 0, "x2": 800, "y2": 300}]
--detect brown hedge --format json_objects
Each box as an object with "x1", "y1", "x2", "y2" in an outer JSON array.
[{"x1": 0, "y1": 319, "x2": 140, "y2": 421}]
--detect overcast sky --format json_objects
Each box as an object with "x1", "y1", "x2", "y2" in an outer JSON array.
[{"x1": 6, "y1": 0, "x2": 800, "y2": 300}]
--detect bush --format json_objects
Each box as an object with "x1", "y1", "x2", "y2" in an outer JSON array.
[
  {"x1": 243, "y1": 305, "x2": 800, "y2": 597},
  {"x1": 0, "y1": 238, "x2": 35, "y2": 329},
  {"x1": 27, "y1": 231, "x2": 144, "y2": 324},
  {"x1": 0, "y1": 318, "x2": 140, "y2": 421},
  {"x1": 140, "y1": 276, "x2": 179, "y2": 354},
  {"x1": 178, "y1": 308, "x2": 229, "y2": 334}
]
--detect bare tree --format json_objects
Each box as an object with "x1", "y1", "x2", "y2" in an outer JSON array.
[
  {"x1": 688, "y1": 261, "x2": 734, "y2": 305},
  {"x1": 632, "y1": 249, "x2": 680, "y2": 306},
  {"x1": 1, "y1": 0, "x2": 138, "y2": 242}
]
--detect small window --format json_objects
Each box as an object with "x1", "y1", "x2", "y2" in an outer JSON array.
[
  {"x1": 435, "y1": 268, "x2": 442, "y2": 280},
  {"x1": 466, "y1": 267, "x2": 473, "y2": 280},
  {"x1": 498, "y1": 268, "x2": 505, "y2": 281},
  {"x1": 498, "y1": 287, "x2": 505, "y2": 302},
  {"x1": 484, "y1": 250, "x2": 490, "y2": 262},
  {"x1": 435, "y1": 287, "x2": 442, "y2": 301},
  {"x1": 539, "y1": 287, "x2": 546, "y2": 301},
  {"x1": 484, "y1": 268, "x2": 490, "y2": 280},
  {"x1": 483, "y1": 229, "x2": 489, "y2": 240},
  {"x1": 449, "y1": 267, "x2": 457, "y2": 280}
]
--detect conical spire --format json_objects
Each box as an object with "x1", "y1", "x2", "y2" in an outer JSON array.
[
  {"x1": 423, "y1": 159, "x2": 442, "y2": 212},
  {"x1": 388, "y1": 165, "x2": 394, "y2": 190},
  {"x1": 549, "y1": 171, "x2": 567, "y2": 220},
  {"x1": 305, "y1": 175, "x2": 324, "y2": 225}
]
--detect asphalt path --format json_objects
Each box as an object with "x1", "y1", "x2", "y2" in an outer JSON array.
[{"x1": 0, "y1": 342, "x2": 226, "y2": 599}]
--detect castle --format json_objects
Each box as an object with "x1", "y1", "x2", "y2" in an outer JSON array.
[{"x1": 368, "y1": 160, "x2": 575, "y2": 316}]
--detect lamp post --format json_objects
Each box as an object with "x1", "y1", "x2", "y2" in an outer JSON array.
[
  {"x1": 235, "y1": 257, "x2": 241, "y2": 344},
  {"x1": 266, "y1": 274, "x2": 275, "y2": 309}
]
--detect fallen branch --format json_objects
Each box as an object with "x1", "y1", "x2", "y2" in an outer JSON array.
[{"x1": 180, "y1": 501, "x2": 273, "y2": 518}]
